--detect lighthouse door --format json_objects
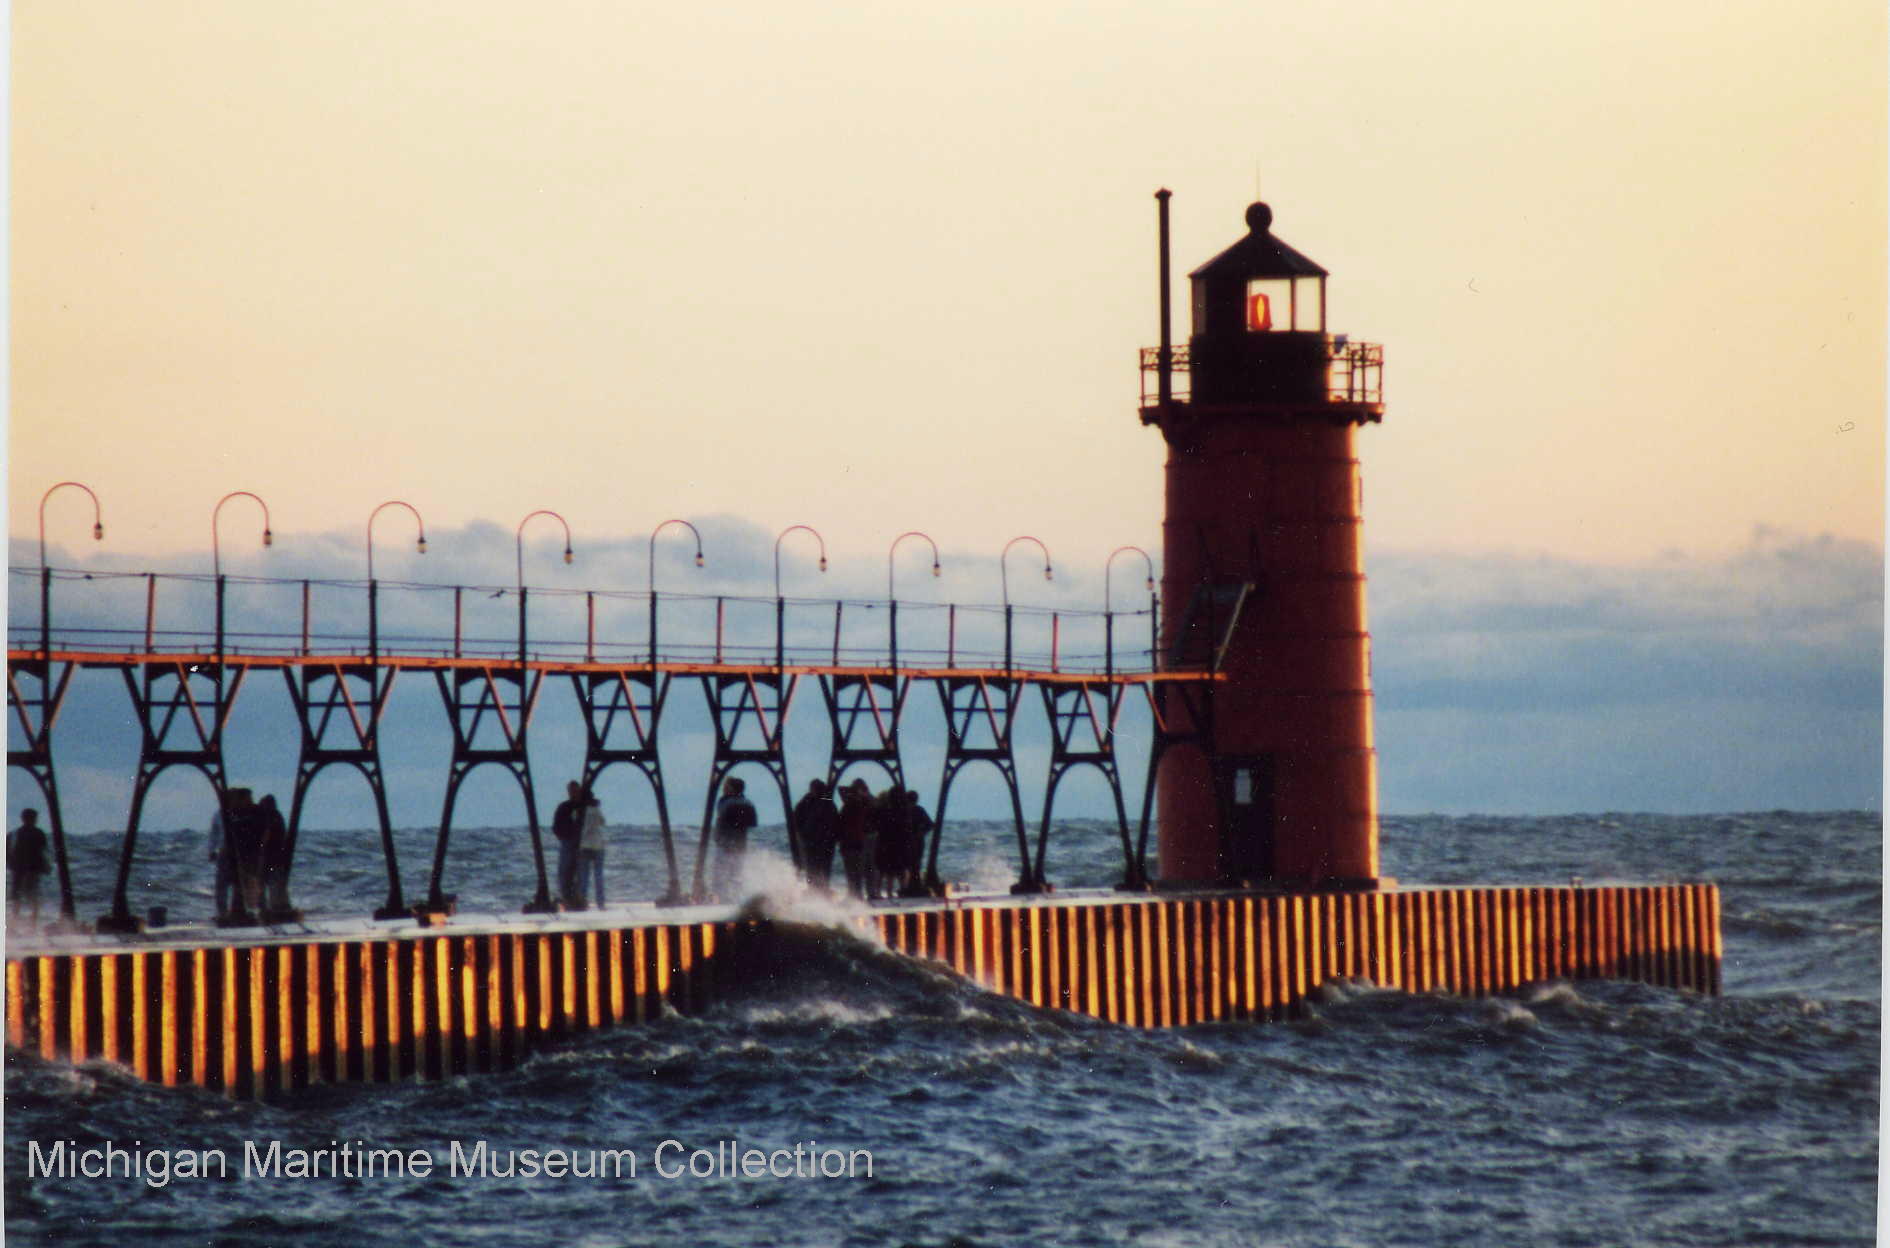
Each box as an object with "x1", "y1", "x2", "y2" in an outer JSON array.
[{"x1": 1219, "y1": 755, "x2": 1275, "y2": 881}]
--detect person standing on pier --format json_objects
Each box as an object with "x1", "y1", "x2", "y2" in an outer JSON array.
[
  {"x1": 8, "y1": 809, "x2": 50, "y2": 923},
  {"x1": 207, "y1": 799, "x2": 234, "y2": 920},
  {"x1": 577, "y1": 787, "x2": 607, "y2": 908},
  {"x1": 793, "y1": 779, "x2": 839, "y2": 895},
  {"x1": 899, "y1": 789, "x2": 934, "y2": 897},
  {"x1": 871, "y1": 787, "x2": 906, "y2": 900},
  {"x1": 551, "y1": 780, "x2": 584, "y2": 910},
  {"x1": 837, "y1": 780, "x2": 874, "y2": 900},
  {"x1": 257, "y1": 794, "x2": 290, "y2": 917},
  {"x1": 225, "y1": 789, "x2": 265, "y2": 917},
  {"x1": 209, "y1": 789, "x2": 259, "y2": 920},
  {"x1": 711, "y1": 777, "x2": 758, "y2": 901}
]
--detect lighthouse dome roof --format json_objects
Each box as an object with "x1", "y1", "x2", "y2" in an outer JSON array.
[{"x1": 1188, "y1": 202, "x2": 1329, "y2": 280}]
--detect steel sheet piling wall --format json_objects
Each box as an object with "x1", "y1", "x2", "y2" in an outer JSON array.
[{"x1": 6, "y1": 885, "x2": 1718, "y2": 1096}]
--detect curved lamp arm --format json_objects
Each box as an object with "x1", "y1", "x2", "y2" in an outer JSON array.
[
  {"x1": 366, "y1": 500, "x2": 428, "y2": 581},
  {"x1": 1105, "y1": 545, "x2": 1156, "y2": 611},
  {"x1": 516, "y1": 509, "x2": 574, "y2": 591},
  {"x1": 648, "y1": 518, "x2": 705, "y2": 597},
  {"x1": 1000, "y1": 535, "x2": 1053, "y2": 607},
  {"x1": 773, "y1": 524, "x2": 828, "y2": 599},
  {"x1": 212, "y1": 491, "x2": 273, "y2": 577},
  {"x1": 887, "y1": 530, "x2": 942, "y2": 603},
  {"x1": 37, "y1": 481, "x2": 104, "y2": 569}
]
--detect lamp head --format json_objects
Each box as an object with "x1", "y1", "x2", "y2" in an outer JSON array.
[
  {"x1": 818, "y1": 556, "x2": 829, "y2": 574},
  {"x1": 562, "y1": 547, "x2": 574, "y2": 565},
  {"x1": 416, "y1": 535, "x2": 428, "y2": 555},
  {"x1": 694, "y1": 551, "x2": 705, "y2": 568},
  {"x1": 931, "y1": 562, "x2": 941, "y2": 578},
  {"x1": 263, "y1": 529, "x2": 274, "y2": 549},
  {"x1": 1044, "y1": 565, "x2": 1055, "y2": 582},
  {"x1": 92, "y1": 523, "x2": 104, "y2": 542}
]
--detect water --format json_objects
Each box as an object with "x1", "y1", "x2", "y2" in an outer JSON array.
[{"x1": 5, "y1": 812, "x2": 1880, "y2": 1246}]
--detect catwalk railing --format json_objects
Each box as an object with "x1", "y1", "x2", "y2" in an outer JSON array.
[
  {"x1": 9, "y1": 565, "x2": 1218, "y2": 933},
  {"x1": 8, "y1": 566, "x2": 1165, "y2": 676}
]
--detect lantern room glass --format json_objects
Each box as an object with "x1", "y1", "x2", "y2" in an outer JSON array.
[
  {"x1": 1246, "y1": 278, "x2": 1290, "y2": 331},
  {"x1": 1293, "y1": 275, "x2": 1325, "y2": 331},
  {"x1": 1245, "y1": 276, "x2": 1326, "y2": 333}
]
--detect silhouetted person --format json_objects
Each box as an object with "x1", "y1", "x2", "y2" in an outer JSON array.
[
  {"x1": 900, "y1": 789, "x2": 934, "y2": 896},
  {"x1": 257, "y1": 794, "x2": 291, "y2": 917},
  {"x1": 551, "y1": 780, "x2": 584, "y2": 909},
  {"x1": 837, "y1": 780, "x2": 874, "y2": 900},
  {"x1": 208, "y1": 799, "x2": 235, "y2": 919},
  {"x1": 222, "y1": 789, "x2": 263, "y2": 918},
  {"x1": 577, "y1": 788, "x2": 607, "y2": 908},
  {"x1": 8, "y1": 809, "x2": 50, "y2": 923},
  {"x1": 711, "y1": 777, "x2": 758, "y2": 901},
  {"x1": 794, "y1": 779, "x2": 839, "y2": 894},
  {"x1": 871, "y1": 787, "x2": 904, "y2": 900}
]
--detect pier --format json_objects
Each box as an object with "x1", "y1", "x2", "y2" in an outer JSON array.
[{"x1": 6, "y1": 883, "x2": 1721, "y2": 1097}]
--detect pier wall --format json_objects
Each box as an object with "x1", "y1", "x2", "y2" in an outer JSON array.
[{"x1": 5, "y1": 884, "x2": 1721, "y2": 1096}]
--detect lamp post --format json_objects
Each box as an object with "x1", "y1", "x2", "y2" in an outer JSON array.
[
  {"x1": 514, "y1": 509, "x2": 573, "y2": 915},
  {"x1": 647, "y1": 519, "x2": 705, "y2": 906},
  {"x1": 1107, "y1": 547, "x2": 1158, "y2": 890},
  {"x1": 1105, "y1": 544, "x2": 1157, "y2": 676},
  {"x1": 513, "y1": 507, "x2": 574, "y2": 703},
  {"x1": 647, "y1": 519, "x2": 705, "y2": 667},
  {"x1": 211, "y1": 491, "x2": 273, "y2": 659},
  {"x1": 37, "y1": 481, "x2": 104, "y2": 571},
  {"x1": 32, "y1": 482, "x2": 102, "y2": 923},
  {"x1": 515, "y1": 509, "x2": 574, "y2": 598},
  {"x1": 772, "y1": 524, "x2": 828, "y2": 599},
  {"x1": 1105, "y1": 545, "x2": 1155, "y2": 611},
  {"x1": 366, "y1": 501, "x2": 428, "y2": 659},
  {"x1": 886, "y1": 530, "x2": 941, "y2": 670},
  {"x1": 999, "y1": 535, "x2": 1053, "y2": 607},
  {"x1": 773, "y1": 525, "x2": 828, "y2": 670},
  {"x1": 999, "y1": 536, "x2": 1053, "y2": 673},
  {"x1": 36, "y1": 481, "x2": 104, "y2": 657},
  {"x1": 356, "y1": 501, "x2": 428, "y2": 920},
  {"x1": 514, "y1": 507, "x2": 574, "y2": 675},
  {"x1": 211, "y1": 491, "x2": 273, "y2": 578},
  {"x1": 367, "y1": 500, "x2": 428, "y2": 581}
]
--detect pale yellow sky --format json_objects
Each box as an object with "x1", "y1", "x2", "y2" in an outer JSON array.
[{"x1": 10, "y1": 0, "x2": 1885, "y2": 568}]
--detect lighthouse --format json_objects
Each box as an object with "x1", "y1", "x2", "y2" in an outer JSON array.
[{"x1": 1141, "y1": 195, "x2": 1385, "y2": 889}]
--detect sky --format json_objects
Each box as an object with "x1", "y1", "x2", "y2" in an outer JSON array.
[{"x1": 7, "y1": 0, "x2": 1885, "y2": 830}]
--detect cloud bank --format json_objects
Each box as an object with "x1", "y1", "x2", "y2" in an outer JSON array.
[
  {"x1": 1370, "y1": 528, "x2": 1882, "y2": 812},
  {"x1": 7, "y1": 526, "x2": 1880, "y2": 837}
]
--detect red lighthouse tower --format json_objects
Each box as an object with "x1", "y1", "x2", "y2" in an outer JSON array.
[{"x1": 1141, "y1": 195, "x2": 1384, "y2": 889}]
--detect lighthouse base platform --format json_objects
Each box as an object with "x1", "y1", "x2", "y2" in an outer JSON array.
[{"x1": 5, "y1": 883, "x2": 1721, "y2": 1098}]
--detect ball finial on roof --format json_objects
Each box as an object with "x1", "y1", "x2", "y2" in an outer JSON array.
[{"x1": 1245, "y1": 202, "x2": 1273, "y2": 234}]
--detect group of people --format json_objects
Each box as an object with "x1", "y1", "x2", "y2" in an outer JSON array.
[
  {"x1": 792, "y1": 778, "x2": 933, "y2": 901},
  {"x1": 7, "y1": 790, "x2": 294, "y2": 929},
  {"x1": 6, "y1": 770, "x2": 941, "y2": 924},
  {"x1": 208, "y1": 788, "x2": 294, "y2": 921},
  {"x1": 704, "y1": 774, "x2": 935, "y2": 903}
]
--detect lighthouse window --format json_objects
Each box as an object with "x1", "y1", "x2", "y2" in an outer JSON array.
[
  {"x1": 1233, "y1": 768, "x2": 1254, "y2": 805},
  {"x1": 1245, "y1": 278, "x2": 1292, "y2": 332},
  {"x1": 1292, "y1": 276, "x2": 1324, "y2": 331}
]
